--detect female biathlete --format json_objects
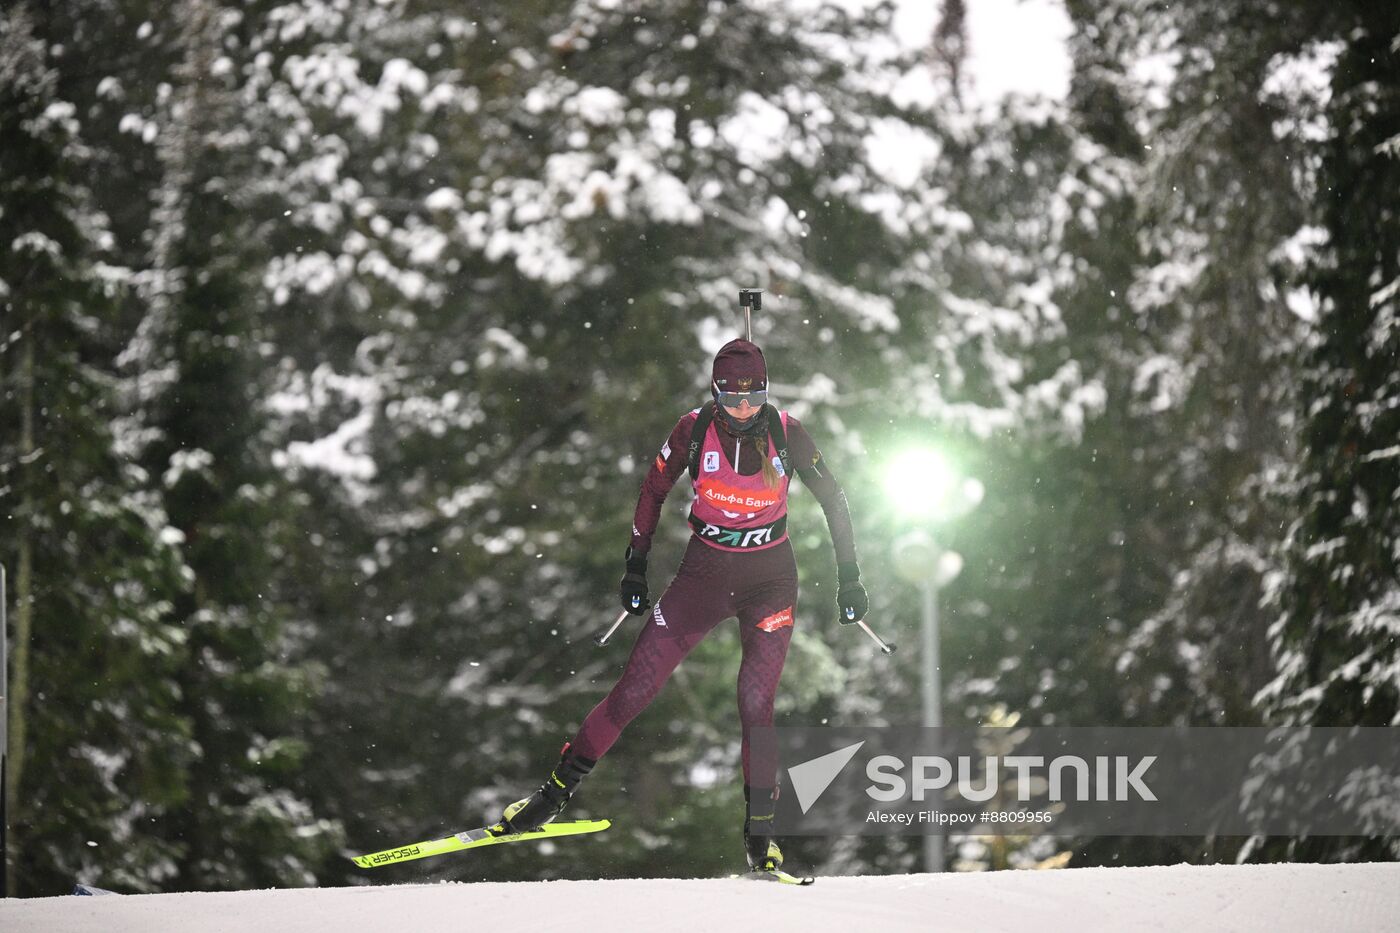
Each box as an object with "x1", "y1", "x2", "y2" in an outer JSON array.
[{"x1": 498, "y1": 337, "x2": 870, "y2": 873}]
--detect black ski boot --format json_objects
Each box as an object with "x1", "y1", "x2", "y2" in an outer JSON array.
[
  {"x1": 743, "y1": 784, "x2": 784, "y2": 871},
  {"x1": 497, "y1": 742, "x2": 596, "y2": 835}
]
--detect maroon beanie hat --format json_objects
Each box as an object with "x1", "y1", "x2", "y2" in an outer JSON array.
[{"x1": 711, "y1": 339, "x2": 768, "y2": 393}]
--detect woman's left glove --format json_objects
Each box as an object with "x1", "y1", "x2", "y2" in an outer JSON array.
[
  {"x1": 836, "y1": 562, "x2": 869, "y2": 624},
  {"x1": 619, "y1": 546, "x2": 651, "y2": 615}
]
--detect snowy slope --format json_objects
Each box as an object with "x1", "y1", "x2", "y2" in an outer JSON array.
[{"x1": 4, "y1": 862, "x2": 1396, "y2": 933}]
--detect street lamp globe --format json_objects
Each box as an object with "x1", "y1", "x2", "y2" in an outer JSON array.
[
  {"x1": 933, "y1": 549, "x2": 964, "y2": 589},
  {"x1": 892, "y1": 530, "x2": 941, "y2": 585},
  {"x1": 959, "y1": 477, "x2": 985, "y2": 513}
]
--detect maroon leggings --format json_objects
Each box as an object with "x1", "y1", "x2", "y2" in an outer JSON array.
[{"x1": 571, "y1": 535, "x2": 799, "y2": 787}]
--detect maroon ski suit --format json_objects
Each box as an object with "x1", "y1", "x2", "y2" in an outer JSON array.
[{"x1": 569, "y1": 343, "x2": 858, "y2": 790}]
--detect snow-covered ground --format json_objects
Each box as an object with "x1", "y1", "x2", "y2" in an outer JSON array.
[{"x1": 4, "y1": 862, "x2": 1397, "y2": 932}]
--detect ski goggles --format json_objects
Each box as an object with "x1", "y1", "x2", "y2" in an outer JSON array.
[{"x1": 714, "y1": 388, "x2": 769, "y2": 409}]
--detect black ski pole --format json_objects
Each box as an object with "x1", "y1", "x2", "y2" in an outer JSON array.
[
  {"x1": 852, "y1": 616, "x2": 897, "y2": 655},
  {"x1": 594, "y1": 609, "x2": 632, "y2": 647}
]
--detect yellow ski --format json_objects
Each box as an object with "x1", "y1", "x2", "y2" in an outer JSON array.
[
  {"x1": 350, "y1": 819, "x2": 611, "y2": 868},
  {"x1": 736, "y1": 868, "x2": 816, "y2": 885}
]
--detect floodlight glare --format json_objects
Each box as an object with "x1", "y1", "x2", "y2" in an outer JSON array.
[{"x1": 884, "y1": 448, "x2": 959, "y2": 519}]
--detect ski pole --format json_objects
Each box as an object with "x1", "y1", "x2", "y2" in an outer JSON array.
[
  {"x1": 594, "y1": 609, "x2": 632, "y2": 647},
  {"x1": 852, "y1": 617, "x2": 897, "y2": 655}
]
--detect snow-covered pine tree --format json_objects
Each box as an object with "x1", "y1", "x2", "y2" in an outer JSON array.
[
  {"x1": 1255, "y1": 6, "x2": 1399, "y2": 859},
  {"x1": 1083, "y1": 0, "x2": 1325, "y2": 728},
  {"x1": 118, "y1": 0, "x2": 342, "y2": 889},
  {"x1": 1262, "y1": 0, "x2": 1399, "y2": 729},
  {"x1": 0, "y1": 4, "x2": 192, "y2": 896}
]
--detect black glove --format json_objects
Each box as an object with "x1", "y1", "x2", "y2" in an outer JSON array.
[
  {"x1": 836, "y1": 562, "x2": 869, "y2": 625},
  {"x1": 619, "y1": 546, "x2": 651, "y2": 615}
]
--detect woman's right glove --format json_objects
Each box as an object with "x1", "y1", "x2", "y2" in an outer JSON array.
[
  {"x1": 619, "y1": 546, "x2": 651, "y2": 615},
  {"x1": 836, "y1": 562, "x2": 869, "y2": 624}
]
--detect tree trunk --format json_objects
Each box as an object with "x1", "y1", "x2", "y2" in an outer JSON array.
[{"x1": 6, "y1": 325, "x2": 35, "y2": 897}]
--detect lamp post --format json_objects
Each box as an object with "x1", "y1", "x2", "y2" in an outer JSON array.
[{"x1": 884, "y1": 450, "x2": 982, "y2": 874}]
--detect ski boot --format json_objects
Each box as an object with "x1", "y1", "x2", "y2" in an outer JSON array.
[
  {"x1": 744, "y1": 784, "x2": 784, "y2": 871},
  {"x1": 496, "y1": 742, "x2": 596, "y2": 835}
]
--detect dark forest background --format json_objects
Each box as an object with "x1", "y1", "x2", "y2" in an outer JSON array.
[{"x1": 2, "y1": 0, "x2": 1397, "y2": 895}]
